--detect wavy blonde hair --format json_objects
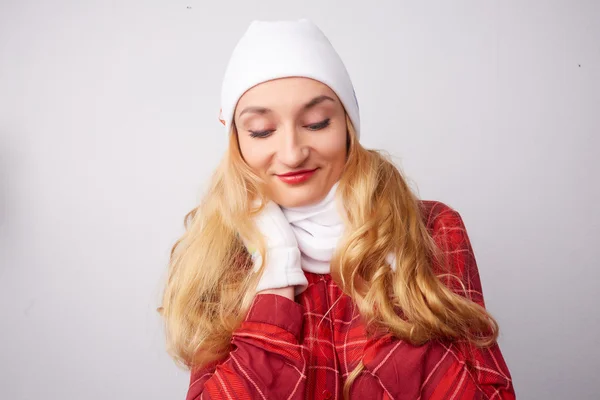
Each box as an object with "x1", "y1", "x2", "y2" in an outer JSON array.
[{"x1": 158, "y1": 115, "x2": 498, "y2": 398}]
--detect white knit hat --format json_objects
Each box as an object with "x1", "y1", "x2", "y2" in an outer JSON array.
[{"x1": 219, "y1": 19, "x2": 361, "y2": 139}]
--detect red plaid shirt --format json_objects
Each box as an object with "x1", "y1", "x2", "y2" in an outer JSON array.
[{"x1": 185, "y1": 201, "x2": 515, "y2": 399}]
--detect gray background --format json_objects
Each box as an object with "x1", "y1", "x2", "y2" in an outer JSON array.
[{"x1": 1, "y1": 0, "x2": 598, "y2": 399}]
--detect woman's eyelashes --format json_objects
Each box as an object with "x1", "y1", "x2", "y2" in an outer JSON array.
[
  {"x1": 306, "y1": 118, "x2": 330, "y2": 131},
  {"x1": 249, "y1": 129, "x2": 273, "y2": 138},
  {"x1": 248, "y1": 118, "x2": 331, "y2": 139}
]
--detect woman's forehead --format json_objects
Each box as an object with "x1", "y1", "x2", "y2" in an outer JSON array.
[{"x1": 235, "y1": 77, "x2": 339, "y2": 116}]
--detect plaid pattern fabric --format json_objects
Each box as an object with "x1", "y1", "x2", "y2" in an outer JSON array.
[{"x1": 186, "y1": 201, "x2": 515, "y2": 399}]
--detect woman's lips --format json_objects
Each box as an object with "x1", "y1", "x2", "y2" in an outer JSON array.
[{"x1": 276, "y1": 168, "x2": 318, "y2": 184}]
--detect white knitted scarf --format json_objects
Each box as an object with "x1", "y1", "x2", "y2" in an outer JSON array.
[{"x1": 281, "y1": 182, "x2": 396, "y2": 274}]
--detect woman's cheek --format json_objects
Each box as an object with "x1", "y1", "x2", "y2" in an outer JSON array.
[
  {"x1": 319, "y1": 129, "x2": 348, "y2": 158},
  {"x1": 243, "y1": 145, "x2": 272, "y2": 174}
]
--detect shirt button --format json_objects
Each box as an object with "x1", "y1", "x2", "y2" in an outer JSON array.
[{"x1": 323, "y1": 390, "x2": 332, "y2": 399}]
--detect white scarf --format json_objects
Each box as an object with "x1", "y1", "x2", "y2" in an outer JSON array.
[{"x1": 281, "y1": 182, "x2": 396, "y2": 274}]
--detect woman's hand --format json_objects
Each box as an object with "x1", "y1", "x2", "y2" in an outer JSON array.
[{"x1": 249, "y1": 200, "x2": 308, "y2": 296}]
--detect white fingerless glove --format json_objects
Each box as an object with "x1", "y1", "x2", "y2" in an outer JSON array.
[{"x1": 249, "y1": 200, "x2": 309, "y2": 295}]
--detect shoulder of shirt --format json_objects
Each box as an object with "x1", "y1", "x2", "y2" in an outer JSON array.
[{"x1": 418, "y1": 199, "x2": 465, "y2": 234}]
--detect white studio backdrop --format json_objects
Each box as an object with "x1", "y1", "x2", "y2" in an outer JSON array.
[{"x1": 1, "y1": 1, "x2": 598, "y2": 399}]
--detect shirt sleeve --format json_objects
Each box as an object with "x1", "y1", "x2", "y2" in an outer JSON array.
[
  {"x1": 185, "y1": 293, "x2": 307, "y2": 400},
  {"x1": 360, "y1": 205, "x2": 516, "y2": 400}
]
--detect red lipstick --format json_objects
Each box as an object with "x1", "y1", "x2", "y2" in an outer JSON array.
[{"x1": 276, "y1": 168, "x2": 318, "y2": 184}]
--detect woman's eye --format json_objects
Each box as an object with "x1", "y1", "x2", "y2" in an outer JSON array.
[
  {"x1": 249, "y1": 130, "x2": 274, "y2": 138},
  {"x1": 248, "y1": 119, "x2": 330, "y2": 137},
  {"x1": 306, "y1": 118, "x2": 331, "y2": 131}
]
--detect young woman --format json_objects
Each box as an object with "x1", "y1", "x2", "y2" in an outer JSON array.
[{"x1": 159, "y1": 19, "x2": 515, "y2": 400}]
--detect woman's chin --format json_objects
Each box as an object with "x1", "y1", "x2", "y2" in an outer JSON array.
[{"x1": 270, "y1": 184, "x2": 326, "y2": 208}]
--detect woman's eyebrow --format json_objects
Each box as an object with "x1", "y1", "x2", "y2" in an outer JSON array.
[
  {"x1": 303, "y1": 95, "x2": 335, "y2": 110},
  {"x1": 237, "y1": 95, "x2": 335, "y2": 118},
  {"x1": 238, "y1": 106, "x2": 270, "y2": 119}
]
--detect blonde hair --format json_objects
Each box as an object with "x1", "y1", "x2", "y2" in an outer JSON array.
[{"x1": 158, "y1": 115, "x2": 498, "y2": 397}]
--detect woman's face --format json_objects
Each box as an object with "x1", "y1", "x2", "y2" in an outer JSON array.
[{"x1": 234, "y1": 77, "x2": 348, "y2": 208}]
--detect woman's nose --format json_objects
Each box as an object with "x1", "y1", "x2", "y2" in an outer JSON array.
[{"x1": 276, "y1": 126, "x2": 309, "y2": 168}]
